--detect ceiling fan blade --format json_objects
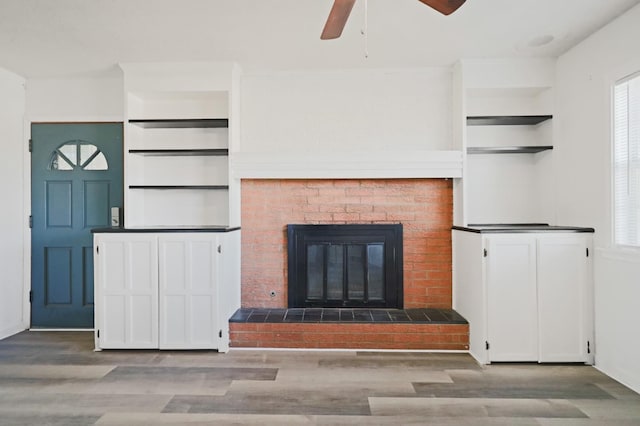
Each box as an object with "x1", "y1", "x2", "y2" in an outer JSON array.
[
  {"x1": 417, "y1": 0, "x2": 467, "y2": 16},
  {"x1": 320, "y1": 0, "x2": 357, "y2": 40}
]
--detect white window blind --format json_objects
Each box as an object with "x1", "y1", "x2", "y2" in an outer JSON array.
[{"x1": 614, "y1": 73, "x2": 640, "y2": 247}]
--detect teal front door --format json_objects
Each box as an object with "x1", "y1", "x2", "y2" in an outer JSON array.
[{"x1": 31, "y1": 123, "x2": 123, "y2": 328}]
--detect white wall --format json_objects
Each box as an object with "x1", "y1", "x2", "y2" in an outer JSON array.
[
  {"x1": 0, "y1": 67, "x2": 26, "y2": 339},
  {"x1": 235, "y1": 67, "x2": 461, "y2": 179},
  {"x1": 555, "y1": 3, "x2": 640, "y2": 393},
  {"x1": 240, "y1": 68, "x2": 453, "y2": 153},
  {"x1": 26, "y1": 74, "x2": 123, "y2": 121}
]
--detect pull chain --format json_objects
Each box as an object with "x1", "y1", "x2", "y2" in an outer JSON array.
[{"x1": 361, "y1": 0, "x2": 369, "y2": 58}]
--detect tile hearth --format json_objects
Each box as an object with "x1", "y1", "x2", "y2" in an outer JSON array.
[
  {"x1": 229, "y1": 308, "x2": 468, "y2": 324},
  {"x1": 229, "y1": 309, "x2": 470, "y2": 350}
]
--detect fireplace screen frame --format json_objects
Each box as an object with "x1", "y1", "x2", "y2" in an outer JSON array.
[{"x1": 287, "y1": 224, "x2": 403, "y2": 308}]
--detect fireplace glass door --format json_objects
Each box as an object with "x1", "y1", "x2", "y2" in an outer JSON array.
[{"x1": 288, "y1": 224, "x2": 403, "y2": 308}]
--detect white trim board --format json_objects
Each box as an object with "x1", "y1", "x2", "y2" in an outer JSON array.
[
  {"x1": 232, "y1": 150, "x2": 463, "y2": 179},
  {"x1": 230, "y1": 347, "x2": 470, "y2": 354}
]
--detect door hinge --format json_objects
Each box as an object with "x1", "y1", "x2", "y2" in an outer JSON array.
[
  {"x1": 96, "y1": 246, "x2": 99, "y2": 254},
  {"x1": 587, "y1": 340, "x2": 591, "y2": 354},
  {"x1": 483, "y1": 248, "x2": 488, "y2": 257},
  {"x1": 218, "y1": 330, "x2": 223, "y2": 338},
  {"x1": 28, "y1": 139, "x2": 32, "y2": 153},
  {"x1": 485, "y1": 341, "x2": 490, "y2": 350},
  {"x1": 217, "y1": 245, "x2": 222, "y2": 254},
  {"x1": 586, "y1": 248, "x2": 589, "y2": 257},
  {"x1": 97, "y1": 329, "x2": 100, "y2": 338},
  {"x1": 29, "y1": 215, "x2": 33, "y2": 228},
  {"x1": 29, "y1": 291, "x2": 33, "y2": 303}
]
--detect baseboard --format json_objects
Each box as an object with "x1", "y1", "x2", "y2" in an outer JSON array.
[
  {"x1": 594, "y1": 364, "x2": 640, "y2": 396},
  {"x1": 0, "y1": 324, "x2": 27, "y2": 341}
]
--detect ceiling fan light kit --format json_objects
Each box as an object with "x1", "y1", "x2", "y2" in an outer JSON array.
[{"x1": 321, "y1": 0, "x2": 467, "y2": 40}]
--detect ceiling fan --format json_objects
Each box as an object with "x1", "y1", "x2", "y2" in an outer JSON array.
[{"x1": 320, "y1": 0, "x2": 467, "y2": 40}]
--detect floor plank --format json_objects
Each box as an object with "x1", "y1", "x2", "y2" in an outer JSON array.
[{"x1": 0, "y1": 330, "x2": 638, "y2": 426}]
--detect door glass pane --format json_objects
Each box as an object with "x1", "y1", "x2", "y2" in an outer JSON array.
[
  {"x1": 49, "y1": 152, "x2": 74, "y2": 170},
  {"x1": 80, "y1": 144, "x2": 97, "y2": 165},
  {"x1": 306, "y1": 245, "x2": 324, "y2": 300},
  {"x1": 47, "y1": 142, "x2": 109, "y2": 171},
  {"x1": 367, "y1": 244, "x2": 384, "y2": 300},
  {"x1": 326, "y1": 245, "x2": 344, "y2": 300},
  {"x1": 347, "y1": 245, "x2": 365, "y2": 300},
  {"x1": 59, "y1": 144, "x2": 77, "y2": 166},
  {"x1": 83, "y1": 152, "x2": 108, "y2": 170}
]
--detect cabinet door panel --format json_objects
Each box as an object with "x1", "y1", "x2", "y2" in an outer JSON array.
[
  {"x1": 191, "y1": 295, "x2": 216, "y2": 344},
  {"x1": 96, "y1": 234, "x2": 158, "y2": 349},
  {"x1": 537, "y1": 235, "x2": 590, "y2": 362},
  {"x1": 103, "y1": 295, "x2": 126, "y2": 344},
  {"x1": 130, "y1": 295, "x2": 156, "y2": 343},
  {"x1": 486, "y1": 235, "x2": 538, "y2": 362},
  {"x1": 158, "y1": 234, "x2": 218, "y2": 349},
  {"x1": 163, "y1": 295, "x2": 188, "y2": 345}
]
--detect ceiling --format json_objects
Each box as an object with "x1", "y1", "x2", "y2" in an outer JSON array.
[{"x1": 1, "y1": 0, "x2": 639, "y2": 78}]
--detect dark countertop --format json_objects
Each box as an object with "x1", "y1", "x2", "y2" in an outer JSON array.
[
  {"x1": 453, "y1": 224, "x2": 595, "y2": 233},
  {"x1": 92, "y1": 226, "x2": 240, "y2": 233}
]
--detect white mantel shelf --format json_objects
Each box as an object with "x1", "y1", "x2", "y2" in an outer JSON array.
[{"x1": 231, "y1": 150, "x2": 463, "y2": 179}]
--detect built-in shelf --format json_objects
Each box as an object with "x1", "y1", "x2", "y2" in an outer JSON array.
[
  {"x1": 128, "y1": 149, "x2": 229, "y2": 156},
  {"x1": 467, "y1": 115, "x2": 552, "y2": 126},
  {"x1": 128, "y1": 185, "x2": 229, "y2": 190},
  {"x1": 467, "y1": 146, "x2": 553, "y2": 154},
  {"x1": 129, "y1": 119, "x2": 228, "y2": 129}
]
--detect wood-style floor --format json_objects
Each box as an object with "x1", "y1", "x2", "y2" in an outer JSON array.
[{"x1": 0, "y1": 331, "x2": 639, "y2": 425}]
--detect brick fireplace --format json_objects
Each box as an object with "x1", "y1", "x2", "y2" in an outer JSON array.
[
  {"x1": 240, "y1": 178, "x2": 453, "y2": 308},
  {"x1": 230, "y1": 178, "x2": 468, "y2": 349}
]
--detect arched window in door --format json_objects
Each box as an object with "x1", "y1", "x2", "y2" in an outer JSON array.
[{"x1": 48, "y1": 140, "x2": 109, "y2": 171}]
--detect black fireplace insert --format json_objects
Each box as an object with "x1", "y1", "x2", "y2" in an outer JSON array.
[{"x1": 287, "y1": 224, "x2": 403, "y2": 308}]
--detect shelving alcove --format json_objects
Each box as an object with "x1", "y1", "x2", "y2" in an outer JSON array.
[
  {"x1": 463, "y1": 92, "x2": 555, "y2": 225},
  {"x1": 124, "y1": 91, "x2": 233, "y2": 228}
]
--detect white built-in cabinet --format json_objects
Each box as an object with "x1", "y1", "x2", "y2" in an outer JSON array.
[
  {"x1": 453, "y1": 229, "x2": 594, "y2": 364},
  {"x1": 93, "y1": 63, "x2": 242, "y2": 352},
  {"x1": 451, "y1": 60, "x2": 597, "y2": 364},
  {"x1": 93, "y1": 230, "x2": 241, "y2": 351}
]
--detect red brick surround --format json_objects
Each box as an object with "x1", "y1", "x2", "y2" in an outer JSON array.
[
  {"x1": 240, "y1": 178, "x2": 453, "y2": 309},
  {"x1": 230, "y1": 323, "x2": 469, "y2": 350}
]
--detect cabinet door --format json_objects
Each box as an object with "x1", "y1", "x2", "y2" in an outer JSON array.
[
  {"x1": 537, "y1": 234, "x2": 591, "y2": 362},
  {"x1": 486, "y1": 235, "x2": 538, "y2": 362},
  {"x1": 95, "y1": 234, "x2": 158, "y2": 349},
  {"x1": 158, "y1": 234, "x2": 219, "y2": 349}
]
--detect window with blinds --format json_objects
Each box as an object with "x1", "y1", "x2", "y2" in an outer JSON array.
[{"x1": 614, "y1": 72, "x2": 640, "y2": 247}]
